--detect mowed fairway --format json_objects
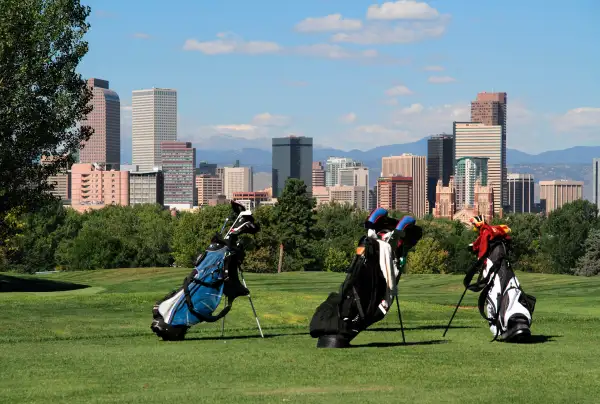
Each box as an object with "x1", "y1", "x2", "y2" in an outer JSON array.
[{"x1": 2, "y1": 269, "x2": 600, "y2": 404}]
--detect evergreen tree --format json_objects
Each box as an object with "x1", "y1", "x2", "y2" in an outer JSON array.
[
  {"x1": 273, "y1": 178, "x2": 316, "y2": 271},
  {"x1": 573, "y1": 229, "x2": 600, "y2": 276}
]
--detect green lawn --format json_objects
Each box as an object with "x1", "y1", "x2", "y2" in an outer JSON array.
[{"x1": 1, "y1": 269, "x2": 600, "y2": 403}]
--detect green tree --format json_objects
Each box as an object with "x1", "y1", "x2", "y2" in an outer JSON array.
[
  {"x1": 573, "y1": 229, "x2": 600, "y2": 276},
  {"x1": 0, "y1": 0, "x2": 93, "y2": 239},
  {"x1": 540, "y1": 200, "x2": 599, "y2": 273},
  {"x1": 171, "y1": 204, "x2": 231, "y2": 267},
  {"x1": 406, "y1": 236, "x2": 448, "y2": 274},
  {"x1": 273, "y1": 178, "x2": 316, "y2": 271},
  {"x1": 324, "y1": 246, "x2": 351, "y2": 272}
]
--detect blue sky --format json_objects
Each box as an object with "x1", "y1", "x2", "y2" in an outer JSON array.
[{"x1": 78, "y1": 0, "x2": 600, "y2": 163}]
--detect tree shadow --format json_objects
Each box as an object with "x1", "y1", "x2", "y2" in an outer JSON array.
[
  {"x1": 185, "y1": 331, "x2": 309, "y2": 341},
  {"x1": 368, "y1": 325, "x2": 476, "y2": 332},
  {"x1": 502, "y1": 334, "x2": 560, "y2": 344},
  {"x1": 0, "y1": 274, "x2": 89, "y2": 293},
  {"x1": 351, "y1": 339, "x2": 448, "y2": 348}
]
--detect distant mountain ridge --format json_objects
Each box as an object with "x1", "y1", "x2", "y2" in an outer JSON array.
[{"x1": 196, "y1": 137, "x2": 600, "y2": 169}]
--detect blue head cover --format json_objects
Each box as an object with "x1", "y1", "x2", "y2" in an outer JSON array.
[
  {"x1": 365, "y1": 207, "x2": 399, "y2": 232},
  {"x1": 395, "y1": 215, "x2": 416, "y2": 232}
]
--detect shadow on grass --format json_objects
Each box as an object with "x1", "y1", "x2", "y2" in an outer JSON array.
[
  {"x1": 185, "y1": 331, "x2": 309, "y2": 341},
  {"x1": 0, "y1": 274, "x2": 89, "y2": 293},
  {"x1": 368, "y1": 325, "x2": 476, "y2": 332},
  {"x1": 503, "y1": 334, "x2": 560, "y2": 344},
  {"x1": 352, "y1": 339, "x2": 448, "y2": 348}
]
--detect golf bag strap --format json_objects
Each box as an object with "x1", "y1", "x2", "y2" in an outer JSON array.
[
  {"x1": 352, "y1": 286, "x2": 366, "y2": 320},
  {"x1": 182, "y1": 274, "x2": 231, "y2": 323},
  {"x1": 462, "y1": 256, "x2": 488, "y2": 291}
]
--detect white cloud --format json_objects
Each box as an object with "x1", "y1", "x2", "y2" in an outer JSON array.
[
  {"x1": 423, "y1": 65, "x2": 444, "y2": 71},
  {"x1": 213, "y1": 124, "x2": 258, "y2": 133},
  {"x1": 295, "y1": 14, "x2": 362, "y2": 32},
  {"x1": 399, "y1": 103, "x2": 424, "y2": 114},
  {"x1": 367, "y1": 0, "x2": 441, "y2": 20},
  {"x1": 132, "y1": 32, "x2": 151, "y2": 39},
  {"x1": 183, "y1": 32, "x2": 281, "y2": 55},
  {"x1": 340, "y1": 112, "x2": 357, "y2": 124},
  {"x1": 553, "y1": 107, "x2": 600, "y2": 132},
  {"x1": 385, "y1": 85, "x2": 413, "y2": 96},
  {"x1": 428, "y1": 75, "x2": 456, "y2": 84},
  {"x1": 251, "y1": 112, "x2": 290, "y2": 127},
  {"x1": 331, "y1": 19, "x2": 448, "y2": 44},
  {"x1": 183, "y1": 33, "x2": 387, "y2": 62}
]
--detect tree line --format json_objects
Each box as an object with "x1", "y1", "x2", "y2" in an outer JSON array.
[{"x1": 1, "y1": 179, "x2": 599, "y2": 276}]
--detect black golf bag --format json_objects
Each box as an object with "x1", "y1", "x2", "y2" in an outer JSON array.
[
  {"x1": 309, "y1": 208, "x2": 423, "y2": 348},
  {"x1": 465, "y1": 231, "x2": 537, "y2": 342},
  {"x1": 151, "y1": 201, "x2": 260, "y2": 341}
]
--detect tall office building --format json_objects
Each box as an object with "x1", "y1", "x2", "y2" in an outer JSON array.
[
  {"x1": 507, "y1": 173, "x2": 534, "y2": 213},
  {"x1": 223, "y1": 166, "x2": 253, "y2": 199},
  {"x1": 427, "y1": 134, "x2": 454, "y2": 214},
  {"x1": 272, "y1": 136, "x2": 313, "y2": 198},
  {"x1": 381, "y1": 154, "x2": 427, "y2": 218},
  {"x1": 129, "y1": 170, "x2": 164, "y2": 206},
  {"x1": 325, "y1": 157, "x2": 361, "y2": 187},
  {"x1": 454, "y1": 157, "x2": 488, "y2": 211},
  {"x1": 197, "y1": 161, "x2": 217, "y2": 176},
  {"x1": 312, "y1": 162, "x2": 325, "y2": 187},
  {"x1": 161, "y1": 141, "x2": 195, "y2": 208},
  {"x1": 132, "y1": 88, "x2": 177, "y2": 171},
  {"x1": 377, "y1": 176, "x2": 413, "y2": 213},
  {"x1": 540, "y1": 180, "x2": 583, "y2": 213},
  {"x1": 471, "y1": 92, "x2": 507, "y2": 208},
  {"x1": 80, "y1": 78, "x2": 120, "y2": 169},
  {"x1": 454, "y1": 122, "x2": 503, "y2": 215},
  {"x1": 196, "y1": 174, "x2": 223, "y2": 206},
  {"x1": 338, "y1": 166, "x2": 369, "y2": 209},
  {"x1": 593, "y1": 158, "x2": 600, "y2": 211}
]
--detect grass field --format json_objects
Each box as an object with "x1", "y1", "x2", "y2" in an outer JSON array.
[{"x1": 2, "y1": 268, "x2": 600, "y2": 403}]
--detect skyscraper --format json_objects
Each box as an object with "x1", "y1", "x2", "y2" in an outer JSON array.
[
  {"x1": 454, "y1": 157, "x2": 489, "y2": 211},
  {"x1": 507, "y1": 173, "x2": 534, "y2": 213},
  {"x1": 593, "y1": 158, "x2": 600, "y2": 211},
  {"x1": 223, "y1": 166, "x2": 253, "y2": 199},
  {"x1": 325, "y1": 157, "x2": 361, "y2": 187},
  {"x1": 338, "y1": 166, "x2": 369, "y2": 209},
  {"x1": 132, "y1": 88, "x2": 177, "y2": 171},
  {"x1": 161, "y1": 141, "x2": 195, "y2": 208},
  {"x1": 454, "y1": 122, "x2": 503, "y2": 215},
  {"x1": 471, "y1": 92, "x2": 507, "y2": 208},
  {"x1": 80, "y1": 78, "x2": 120, "y2": 169},
  {"x1": 427, "y1": 134, "x2": 454, "y2": 214},
  {"x1": 312, "y1": 161, "x2": 325, "y2": 187},
  {"x1": 272, "y1": 136, "x2": 313, "y2": 198},
  {"x1": 381, "y1": 154, "x2": 427, "y2": 218},
  {"x1": 377, "y1": 176, "x2": 413, "y2": 213}
]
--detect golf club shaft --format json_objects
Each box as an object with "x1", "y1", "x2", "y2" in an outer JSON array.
[
  {"x1": 442, "y1": 286, "x2": 468, "y2": 337},
  {"x1": 395, "y1": 295, "x2": 406, "y2": 344}
]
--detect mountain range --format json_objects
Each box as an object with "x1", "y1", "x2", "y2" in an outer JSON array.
[{"x1": 196, "y1": 136, "x2": 600, "y2": 171}]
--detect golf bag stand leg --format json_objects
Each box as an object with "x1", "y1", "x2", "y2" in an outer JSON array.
[{"x1": 239, "y1": 269, "x2": 264, "y2": 338}]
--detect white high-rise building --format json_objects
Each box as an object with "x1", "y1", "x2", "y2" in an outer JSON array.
[
  {"x1": 223, "y1": 167, "x2": 253, "y2": 200},
  {"x1": 338, "y1": 166, "x2": 369, "y2": 209},
  {"x1": 325, "y1": 157, "x2": 361, "y2": 187},
  {"x1": 132, "y1": 88, "x2": 177, "y2": 171},
  {"x1": 454, "y1": 122, "x2": 503, "y2": 215}
]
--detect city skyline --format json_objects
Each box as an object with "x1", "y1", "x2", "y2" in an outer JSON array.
[{"x1": 77, "y1": 0, "x2": 600, "y2": 163}]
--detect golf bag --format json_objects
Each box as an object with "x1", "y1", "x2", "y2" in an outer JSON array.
[
  {"x1": 309, "y1": 208, "x2": 423, "y2": 348},
  {"x1": 465, "y1": 222, "x2": 536, "y2": 342},
  {"x1": 151, "y1": 201, "x2": 260, "y2": 341}
]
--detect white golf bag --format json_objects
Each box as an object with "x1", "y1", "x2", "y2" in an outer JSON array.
[{"x1": 466, "y1": 239, "x2": 536, "y2": 342}]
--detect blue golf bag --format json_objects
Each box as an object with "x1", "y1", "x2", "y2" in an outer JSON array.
[
  {"x1": 151, "y1": 201, "x2": 261, "y2": 341},
  {"x1": 309, "y1": 208, "x2": 423, "y2": 348}
]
